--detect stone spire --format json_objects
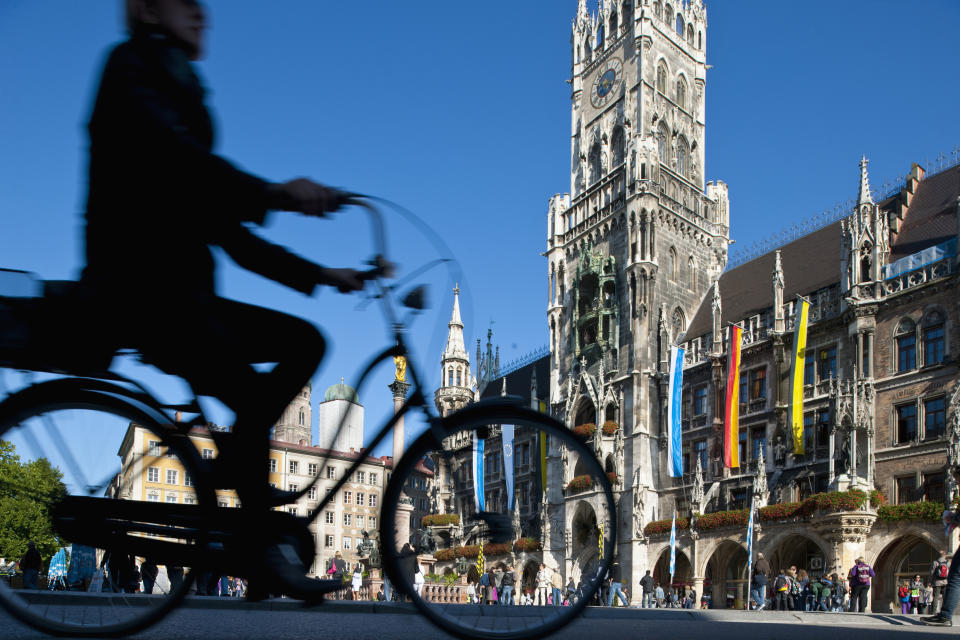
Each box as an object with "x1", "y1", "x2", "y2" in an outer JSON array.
[
  {"x1": 442, "y1": 285, "x2": 468, "y2": 362},
  {"x1": 773, "y1": 250, "x2": 785, "y2": 333},
  {"x1": 858, "y1": 155, "x2": 874, "y2": 207},
  {"x1": 434, "y1": 286, "x2": 473, "y2": 417}
]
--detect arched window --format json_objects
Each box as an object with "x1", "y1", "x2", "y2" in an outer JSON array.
[
  {"x1": 448, "y1": 367, "x2": 454, "y2": 386},
  {"x1": 589, "y1": 141, "x2": 602, "y2": 184},
  {"x1": 687, "y1": 24, "x2": 695, "y2": 46},
  {"x1": 676, "y1": 135, "x2": 689, "y2": 176},
  {"x1": 688, "y1": 256, "x2": 696, "y2": 289},
  {"x1": 611, "y1": 126, "x2": 625, "y2": 167},
  {"x1": 653, "y1": 2, "x2": 662, "y2": 21},
  {"x1": 673, "y1": 307, "x2": 686, "y2": 336},
  {"x1": 609, "y1": 11, "x2": 618, "y2": 37},
  {"x1": 596, "y1": 24, "x2": 604, "y2": 49},
  {"x1": 657, "y1": 123, "x2": 669, "y2": 165},
  {"x1": 656, "y1": 62, "x2": 667, "y2": 93},
  {"x1": 299, "y1": 409, "x2": 305, "y2": 426},
  {"x1": 669, "y1": 247, "x2": 678, "y2": 280},
  {"x1": 676, "y1": 12, "x2": 684, "y2": 36},
  {"x1": 895, "y1": 319, "x2": 916, "y2": 373},
  {"x1": 456, "y1": 368, "x2": 461, "y2": 386},
  {"x1": 676, "y1": 76, "x2": 687, "y2": 110},
  {"x1": 665, "y1": 5, "x2": 673, "y2": 25},
  {"x1": 698, "y1": 31, "x2": 702, "y2": 49}
]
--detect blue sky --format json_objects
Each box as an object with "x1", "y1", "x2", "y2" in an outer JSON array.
[{"x1": 1, "y1": 1, "x2": 958, "y2": 455}]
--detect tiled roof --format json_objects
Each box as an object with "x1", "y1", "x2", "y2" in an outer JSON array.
[
  {"x1": 685, "y1": 222, "x2": 843, "y2": 340},
  {"x1": 889, "y1": 164, "x2": 960, "y2": 261},
  {"x1": 479, "y1": 355, "x2": 550, "y2": 402}
]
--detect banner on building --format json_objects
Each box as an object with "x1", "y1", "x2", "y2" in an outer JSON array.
[
  {"x1": 666, "y1": 345, "x2": 685, "y2": 477},
  {"x1": 502, "y1": 424, "x2": 515, "y2": 510},
  {"x1": 723, "y1": 325, "x2": 743, "y2": 468},
  {"x1": 472, "y1": 431, "x2": 485, "y2": 511},
  {"x1": 790, "y1": 299, "x2": 810, "y2": 455}
]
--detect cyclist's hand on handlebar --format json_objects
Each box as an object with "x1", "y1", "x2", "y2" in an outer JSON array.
[
  {"x1": 317, "y1": 267, "x2": 366, "y2": 293},
  {"x1": 267, "y1": 178, "x2": 350, "y2": 217}
]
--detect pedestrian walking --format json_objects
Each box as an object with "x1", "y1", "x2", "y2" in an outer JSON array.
[
  {"x1": 640, "y1": 570, "x2": 655, "y2": 608},
  {"x1": 606, "y1": 561, "x2": 628, "y2": 607},
  {"x1": 140, "y1": 558, "x2": 158, "y2": 594},
  {"x1": 413, "y1": 562, "x2": 425, "y2": 598},
  {"x1": 847, "y1": 557, "x2": 875, "y2": 612},
  {"x1": 910, "y1": 575, "x2": 923, "y2": 614},
  {"x1": 654, "y1": 583, "x2": 665, "y2": 608},
  {"x1": 535, "y1": 563, "x2": 549, "y2": 606},
  {"x1": 922, "y1": 509, "x2": 960, "y2": 626},
  {"x1": 352, "y1": 567, "x2": 363, "y2": 600},
  {"x1": 19, "y1": 542, "x2": 42, "y2": 590},
  {"x1": 751, "y1": 552, "x2": 770, "y2": 611},
  {"x1": 566, "y1": 577, "x2": 577, "y2": 605},
  {"x1": 931, "y1": 549, "x2": 950, "y2": 613}
]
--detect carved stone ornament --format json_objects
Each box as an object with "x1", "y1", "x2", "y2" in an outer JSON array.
[{"x1": 812, "y1": 512, "x2": 877, "y2": 545}]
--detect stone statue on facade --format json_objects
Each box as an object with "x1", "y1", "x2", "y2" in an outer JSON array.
[
  {"x1": 773, "y1": 436, "x2": 786, "y2": 467},
  {"x1": 754, "y1": 449, "x2": 769, "y2": 508},
  {"x1": 838, "y1": 432, "x2": 852, "y2": 476},
  {"x1": 613, "y1": 424, "x2": 625, "y2": 480},
  {"x1": 633, "y1": 482, "x2": 646, "y2": 539},
  {"x1": 357, "y1": 530, "x2": 377, "y2": 568},
  {"x1": 692, "y1": 456, "x2": 704, "y2": 513}
]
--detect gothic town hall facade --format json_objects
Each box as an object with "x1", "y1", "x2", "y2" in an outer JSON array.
[{"x1": 497, "y1": 0, "x2": 958, "y2": 612}]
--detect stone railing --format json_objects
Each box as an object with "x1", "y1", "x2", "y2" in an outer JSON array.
[
  {"x1": 882, "y1": 257, "x2": 954, "y2": 297},
  {"x1": 420, "y1": 582, "x2": 470, "y2": 604}
]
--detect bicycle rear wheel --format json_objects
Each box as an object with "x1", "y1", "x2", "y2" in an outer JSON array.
[
  {"x1": 0, "y1": 379, "x2": 212, "y2": 637},
  {"x1": 380, "y1": 400, "x2": 616, "y2": 640}
]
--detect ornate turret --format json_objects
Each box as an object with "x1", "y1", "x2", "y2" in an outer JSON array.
[
  {"x1": 841, "y1": 156, "x2": 889, "y2": 298},
  {"x1": 434, "y1": 286, "x2": 474, "y2": 417}
]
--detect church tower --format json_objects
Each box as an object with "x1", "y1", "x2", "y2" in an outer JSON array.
[
  {"x1": 545, "y1": 0, "x2": 729, "y2": 584},
  {"x1": 274, "y1": 383, "x2": 312, "y2": 446},
  {"x1": 434, "y1": 286, "x2": 474, "y2": 417}
]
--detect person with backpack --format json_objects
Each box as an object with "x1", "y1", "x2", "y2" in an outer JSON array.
[
  {"x1": 751, "y1": 551, "x2": 770, "y2": 611},
  {"x1": 899, "y1": 581, "x2": 912, "y2": 614},
  {"x1": 931, "y1": 550, "x2": 950, "y2": 613},
  {"x1": 772, "y1": 569, "x2": 791, "y2": 611},
  {"x1": 817, "y1": 575, "x2": 832, "y2": 611},
  {"x1": 848, "y1": 557, "x2": 875, "y2": 612}
]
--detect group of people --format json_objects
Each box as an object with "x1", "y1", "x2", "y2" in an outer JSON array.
[
  {"x1": 638, "y1": 570, "x2": 699, "y2": 608},
  {"x1": 748, "y1": 550, "x2": 954, "y2": 617}
]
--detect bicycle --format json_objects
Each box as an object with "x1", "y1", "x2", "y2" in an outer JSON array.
[{"x1": 0, "y1": 197, "x2": 616, "y2": 639}]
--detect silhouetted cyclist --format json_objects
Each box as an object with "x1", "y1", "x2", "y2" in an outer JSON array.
[{"x1": 81, "y1": 0, "x2": 364, "y2": 592}]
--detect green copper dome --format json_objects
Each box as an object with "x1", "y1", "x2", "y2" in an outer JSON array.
[{"x1": 324, "y1": 379, "x2": 359, "y2": 404}]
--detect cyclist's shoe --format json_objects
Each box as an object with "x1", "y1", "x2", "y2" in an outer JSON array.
[{"x1": 260, "y1": 542, "x2": 339, "y2": 604}]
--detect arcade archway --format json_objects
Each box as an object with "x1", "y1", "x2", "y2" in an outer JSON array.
[
  {"x1": 703, "y1": 540, "x2": 748, "y2": 609},
  {"x1": 872, "y1": 534, "x2": 939, "y2": 613}
]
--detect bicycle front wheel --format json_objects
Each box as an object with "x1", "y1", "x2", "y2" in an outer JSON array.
[
  {"x1": 380, "y1": 400, "x2": 616, "y2": 640},
  {"x1": 0, "y1": 379, "x2": 212, "y2": 637}
]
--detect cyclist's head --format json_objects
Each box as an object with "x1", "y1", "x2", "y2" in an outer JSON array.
[{"x1": 126, "y1": 0, "x2": 207, "y2": 61}]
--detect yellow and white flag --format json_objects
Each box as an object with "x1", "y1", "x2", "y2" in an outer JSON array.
[{"x1": 790, "y1": 299, "x2": 810, "y2": 454}]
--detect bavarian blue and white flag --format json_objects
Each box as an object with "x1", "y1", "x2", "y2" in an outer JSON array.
[
  {"x1": 502, "y1": 424, "x2": 515, "y2": 510},
  {"x1": 473, "y1": 430, "x2": 485, "y2": 511},
  {"x1": 667, "y1": 345, "x2": 685, "y2": 477},
  {"x1": 669, "y1": 510, "x2": 677, "y2": 583}
]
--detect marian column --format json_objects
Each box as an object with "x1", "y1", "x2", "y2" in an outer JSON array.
[{"x1": 391, "y1": 356, "x2": 414, "y2": 551}]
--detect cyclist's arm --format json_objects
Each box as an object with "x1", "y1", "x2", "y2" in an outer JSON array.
[{"x1": 219, "y1": 225, "x2": 362, "y2": 295}]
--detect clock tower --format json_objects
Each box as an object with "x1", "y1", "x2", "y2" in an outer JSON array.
[{"x1": 545, "y1": 0, "x2": 730, "y2": 593}]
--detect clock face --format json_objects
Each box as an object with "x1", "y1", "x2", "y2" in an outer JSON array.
[{"x1": 591, "y1": 58, "x2": 623, "y2": 108}]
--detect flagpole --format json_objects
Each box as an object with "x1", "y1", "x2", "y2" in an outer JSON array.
[{"x1": 746, "y1": 490, "x2": 754, "y2": 610}]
